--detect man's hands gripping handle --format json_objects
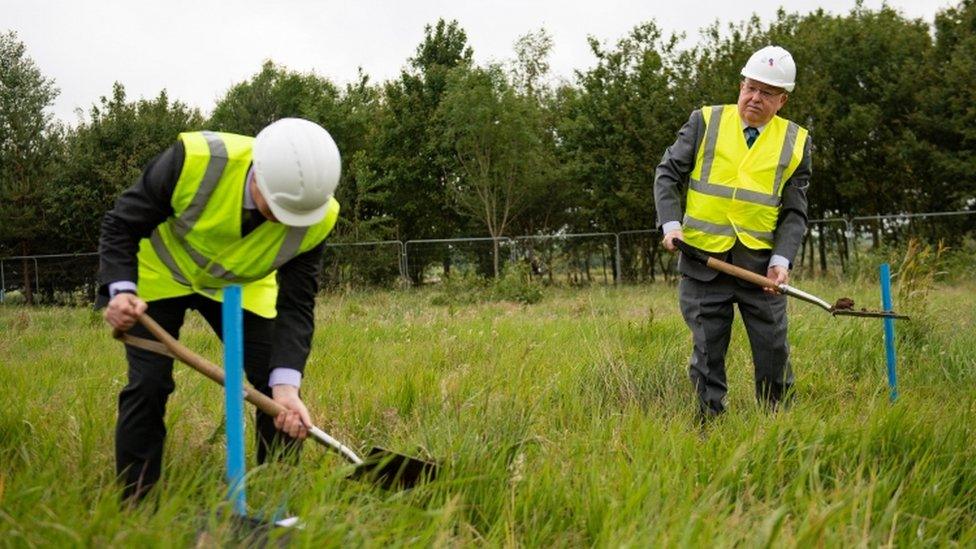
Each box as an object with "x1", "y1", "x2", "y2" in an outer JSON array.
[{"x1": 667, "y1": 237, "x2": 786, "y2": 294}]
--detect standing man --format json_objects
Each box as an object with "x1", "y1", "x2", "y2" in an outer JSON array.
[
  {"x1": 654, "y1": 46, "x2": 811, "y2": 419},
  {"x1": 99, "y1": 118, "x2": 341, "y2": 501}
]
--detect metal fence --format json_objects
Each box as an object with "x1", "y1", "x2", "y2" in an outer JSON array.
[
  {"x1": 797, "y1": 210, "x2": 976, "y2": 274},
  {"x1": 2, "y1": 210, "x2": 973, "y2": 304}
]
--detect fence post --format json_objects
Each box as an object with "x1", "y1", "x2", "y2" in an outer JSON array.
[
  {"x1": 844, "y1": 218, "x2": 857, "y2": 264},
  {"x1": 403, "y1": 241, "x2": 412, "y2": 286},
  {"x1": 396, "y1": 240, "x2": 408, "y2": 286},
  {"x1": 614, "y1": 233, "x2": 622, "y2": 285},
  {"x1": 510, "y1": 238, "x2": 517, "y2": 263},
  {"x1": 0, "y1": 260, "x2": 5, "y2": 303}
]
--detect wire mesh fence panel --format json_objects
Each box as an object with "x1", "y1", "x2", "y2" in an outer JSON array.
[
  {"x1": 0, "y1": 253, "x2": 99, "y2": 305},
  {"x1": 3, "y1": 211, "x2": 973, "y2": 302},
  {"x1": 616, "y1": 230, "x2": 677, "y2": 283},
  {"x1": 35, "y1": 254, "x2": 101, "y2": 305},
  {"x1": 320, "y1": 241, "x2": 404, "y2": 291},
  {"x1": 850, "y1": 211, "x2": 976, "y2": 252},
  {"x1": 0, "y1": 257, "x2": 36, "y2": 303},
  {"x1": 796, "y1": 219, "x2": 851, "y2": 275},
  {"x1": 404, "y1": 238, "x2": 513, "y2": 285},
  {"x1": 512, "y1": 233, "x2": 618, "y2": 285}
]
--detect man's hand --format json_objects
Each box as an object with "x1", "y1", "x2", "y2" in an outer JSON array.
[
  {"x1": 272, "y1": 385, "x2": 311, "y2": 439},
  {"x1": 765, "y1": 265, "x2": 789, "y2": 295},
  {"x1": 662, "y1": 229, "x2": 685, "y2": 252},
  {"x1": 104, "y1": 293, "x2": 147, "y2": 331}
]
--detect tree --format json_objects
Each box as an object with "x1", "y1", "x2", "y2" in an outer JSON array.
[
  {"x1": 558, "y1": 22, "x2": 691, "y2": 234},
  {"x1": 0, "y1": 31, "x2": 60, "y2": 302},
  {"x1": 511, "y1": 28, "x2": 553, "y2": 99},
  {"x1": 554, "y1": 22, "x2": 691, "y2": 280},
  {"x1": 438, "y1": 64, "x2": 550, "y2": 276},
  {"x1": 49, "y1": 84, "x2": 203, "y2": 256},
  {"x1": 913, "y1": 1, "x2": 976, "y2": 216},
  {"x1": 506, "y1": 28, "x2": 572, "y2": 238},
  {"x1": 209, "y1": 60, "x2": 341, "y2": 136},
  {"x1": 376, "y1": 19, "x2": 473, "y2": 282}
]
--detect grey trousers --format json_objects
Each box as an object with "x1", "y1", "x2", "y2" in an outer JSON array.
[{"x1": 679, "y1": 273, "x2": 794, "y2": 416}]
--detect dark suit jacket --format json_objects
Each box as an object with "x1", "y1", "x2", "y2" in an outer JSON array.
[{"x1": 653, "y1": 108, "x2": 812, "y2": 281}]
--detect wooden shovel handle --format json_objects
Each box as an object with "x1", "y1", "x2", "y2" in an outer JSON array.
[
  {"x1": 673, "y1": 238, "x2": 780, "y2": 291},
  {"x1": 703, "y1": 257, "x2": 780, "y2": 290},
  {"x1": 112, "y1": 315, "x2": 286, "y2": 417}
]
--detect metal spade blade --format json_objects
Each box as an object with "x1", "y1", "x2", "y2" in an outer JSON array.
[{"x1": 346, "y1": 446, "x2": 438, "y2": 490}]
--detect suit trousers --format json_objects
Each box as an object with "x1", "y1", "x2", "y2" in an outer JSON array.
[
  {"x1": 115, "y1": 294, "x2": 301, "y2": 501},
  {"x1": 678, "y1": 273, "x2": 794, "y2": 416}
]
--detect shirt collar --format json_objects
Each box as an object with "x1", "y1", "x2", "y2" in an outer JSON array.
[
  {"x1": 741, "y1": 119, "x2": 767, "y2": 133},
  {"x1": 242, "y1": 166, "x2": 256, "y2": 210}
]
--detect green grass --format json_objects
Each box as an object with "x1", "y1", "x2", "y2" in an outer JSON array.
[{"x1": 1, "y1": 279, "x2": 974, "y2": 546}]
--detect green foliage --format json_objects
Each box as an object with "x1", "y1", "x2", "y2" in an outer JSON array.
[
  {"x1": 208, "y1": 60, "x2": 340, "y2": 136},
  {"x1": 9, "y1": 2, "x2": 976, "y2": 280},
  {"x1": 556, "y1": 21, "x2": 691, "y2": 234},
  {"x1": 0, "y1": 31, "x2": 59, "y2": 259},
  {"x1": 915, "y1": 0, "x2": 976, "y2": 212},
  {"x1": 430, "y1": 264, "x2": 543, "y2": 306},
  {"x1": 436, "y1": 63, "x2": 553, "y2": 272},
  {"x1": 49, "y1": 84, "x2": 203, "y2": 252},
  {"x1": 768, "y1": 6, "x2": 934, "y2": 219},
  {"x1": 375, "y1": 19, "x2": 473, "y2": 281},
  {"x1": 428, "y1": 270, "x2": 488, "y2": 306},
  {"x1": 490, "y1": 263, "x2": 544, "y2": 304}
]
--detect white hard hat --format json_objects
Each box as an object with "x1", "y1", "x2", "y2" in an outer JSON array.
[
  {"x1": 741, "y1": 46, "x2": 796, "y2": 93},
  {"x1": 252, "y1": 118, "x2": 341, "y2": 227}
]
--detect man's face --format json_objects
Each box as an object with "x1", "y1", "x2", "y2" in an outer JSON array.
[
  {"x1": 737, "y1": 78, "x2": 789, "y2": 127},
  {"x1": 249, "y1": 176, "x2": 280, "y2": 223}
]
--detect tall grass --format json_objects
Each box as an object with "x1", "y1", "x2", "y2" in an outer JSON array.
[{"x1": 1, "y1": 276, "x2": 974, "y2": 546}]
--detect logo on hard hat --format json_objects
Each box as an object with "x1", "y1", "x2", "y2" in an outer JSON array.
[{"x1": 767, "y1": 58, "x2": 774, "y2": 66}]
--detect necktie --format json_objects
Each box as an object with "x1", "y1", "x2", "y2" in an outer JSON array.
[{"x1": 744, "y1": 126, "x2": 759, "y2": 148}]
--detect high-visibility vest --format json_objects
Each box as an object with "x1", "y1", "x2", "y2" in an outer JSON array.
[
  {"x1": 683, "y1": 104, "x2": 808, "y2": 252},
  {"x1": 136, "y1": 131, "x2": 340, "y2": 318}
]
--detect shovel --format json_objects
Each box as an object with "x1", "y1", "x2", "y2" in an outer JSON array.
[
  {"x1": 672, "y1": 239, "x2": 910, "y2": 320},
  {"x1": 113, "y1": 314, "x2": 437, "y2": 490}
]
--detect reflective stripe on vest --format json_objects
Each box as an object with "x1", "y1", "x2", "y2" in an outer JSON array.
[
  {"x1": 136, "y1": 131, "x2": 339, "y2": 318},
  {"x1": 683, "y1": 104, "x2": 807, "y2": 252}
]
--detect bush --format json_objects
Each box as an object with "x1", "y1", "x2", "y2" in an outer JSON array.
[
  {"x1": 430, "y1": 265, "x2": 544, "y2": 306},
  {"x1": 490, "y1": 264, "x2": 543, "y2": 304}
]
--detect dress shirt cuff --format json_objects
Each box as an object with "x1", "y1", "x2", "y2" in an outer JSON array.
[
  {"x1": 108, "y1": 281, "x2": 138, "y2": 298},
  {"x1": 661, "y1": 221, "x2": 682, "y2": 235},
  {"x1": 269, "y1": 367, "x2": 302, "y2": 388},
  {"x1": 769, "y1": 255, "x2": 791, "y2": 270}
]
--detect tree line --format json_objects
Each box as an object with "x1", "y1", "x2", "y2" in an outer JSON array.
[{"x1": 2, "y1": 2, "x2": 976, "y2": 289}]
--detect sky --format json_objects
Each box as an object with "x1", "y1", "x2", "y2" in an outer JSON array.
[{"x1": 3, "y1": 0, "x2": 956, "y2": 124}]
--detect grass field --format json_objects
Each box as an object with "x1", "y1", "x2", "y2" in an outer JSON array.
[{"x1": 1, "y1": 276, "x2": 975, "y2": 546}]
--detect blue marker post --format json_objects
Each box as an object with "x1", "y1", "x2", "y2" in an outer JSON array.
[
  {"x1": 222, "y1": 285, "x2": 248, "y2": 516},
  {"x1": 879, "y1": 263, "x2": 898, "y2": 402}
]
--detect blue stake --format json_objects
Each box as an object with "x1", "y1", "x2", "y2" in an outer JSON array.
[
  {"x1": 222, "y1": 285, "x2": 248, "y2": 516},
  {"x1": 880, "y1": 263, "x2": 898, "y2": 402}
]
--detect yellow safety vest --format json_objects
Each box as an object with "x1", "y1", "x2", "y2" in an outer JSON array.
[
  {"x1": 683, "y1": 104, "x2": 808, "y2": 252},
  {"x1": 136, "y1": 131, "x2": 340, "y2": 318}
]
